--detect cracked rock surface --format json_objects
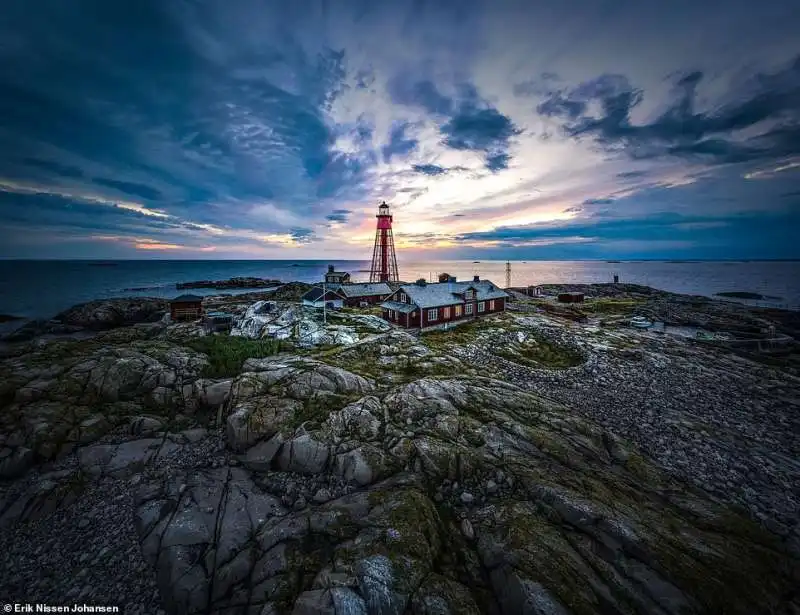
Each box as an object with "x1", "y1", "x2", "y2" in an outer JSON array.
[{"x1": 0, "y1": 302, "x2": 798, "y2": 614}]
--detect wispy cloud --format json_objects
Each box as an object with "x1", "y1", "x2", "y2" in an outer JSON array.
[{"x1": 0, "y1": 0, "x2": 798, "y2": 259}]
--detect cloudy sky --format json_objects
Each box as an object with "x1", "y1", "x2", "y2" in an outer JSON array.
[{"x1": 1, "y1": 0, "x2": 798, "y2": 260}]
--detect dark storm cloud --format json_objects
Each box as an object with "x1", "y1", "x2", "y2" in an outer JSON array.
[
  {"x1": 485, "y1": 153, "x2": 511, "y2": 172},
  {"x1": 325, "y1": 209, "x2": 351, "y2": 223},
  {"x1": 0, "y1": 190, "x2": 169, "y2": 236},
  {"x1": 537, "y1": 56, "x2": 800, "y2": 165},
  {"x1": 412, "y1": 164, "x2": 447, "y2": 176},
  {"x1": 616, "y1": 170, "x2": 648, "y2": 179},
  {"x1": 389, "y1": 73, "x2": 520, "y2": 171},
  {"x1": 22, "y1": 158, "x2": 84, "y2": 179},
  {"x1": 91, "y1": 178, "x2": 163, "y2": 201},
  {"x1": 455, "y1": 209, "x2": 799, "y2": 258},
  {"x1": 290, "y1": 228, "x2": 316, "y2": 242},
  {"x1": 381, "y1": 122, "x2": 418, "y2": 162},
  {"x1": 0, "y1": 0, "x2": 373, "y2": 238},
  {"x1": 386, "y1": 76, "x2": 454, "y2": 116},
  {"x1": 440, "y1": 98, "x2": 521, "y2": 172},
  {"x1": 513, "y1": 72, "x2": 561, "y2": 98}
]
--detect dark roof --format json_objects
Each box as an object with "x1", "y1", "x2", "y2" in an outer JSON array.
[
  {"x1": 302, "y1": 287, "x2": 345, "y2": 302},
  {"x1": 171, "y1": 294, "x2": 203, "y2": 303},
  {"x1": 392, "y1": 279, "x2": 509, "y2": 309},
  {"x1": 338, "y1": 282, "x2": 392, "y2": 298},
  {"x1": 380, "y1": 300, "x2": 416, "y2": 313}
]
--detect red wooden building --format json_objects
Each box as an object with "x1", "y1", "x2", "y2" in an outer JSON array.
[
  {"x1": 380, "y1": 275, "x2": 508, "y2": 331},
  {"x1": 557, "y1": 292, "x2": 585, "y2": 303},
  {"x1": 170, "y1": 294, "x2": 203, "y2": 321},
  {"x1": 337, "y1": 282, "x2": 392, "y2": 307}
]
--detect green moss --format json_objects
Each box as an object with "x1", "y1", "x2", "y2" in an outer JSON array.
[
  {"x1": 422, "y1": 315, "x2": 517, "y2": 351},
  {"x1": 184, "y1": 335, "x2": 288, "y2": 378},
  {"x1": 367, "y1": 487, "x2": 442, "y2": 564},
  {"x1": 288, "y1": 392, "x2": 357, "y2": 430},
  {"x1": 323, "y1": 341, "x2": 466, "y2": 385},
  {"x1": 647, "y1": 517, "x2": 792, "y2": 615},
  {"x1": 523, "y1": 426, "x2": 573, "y2": 464},
  {"x1": 495, "y1": 337, "x2": 583, "y2": 369},
  {"x1": 623, "y1": 452, "x2": 661, "y2": 485},
  {"x1": 500, "y1": 502, "x2": 605, "y2": 615},
  {"x1": 584, "y1": 298, "x2": 646, "y2": 315}
]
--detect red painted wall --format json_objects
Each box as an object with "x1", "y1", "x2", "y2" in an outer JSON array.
[
  {"x1": 344, "y1": 294, "x2": 387, "y2": 307},
  {"x1": 382, "y1": 292, "x2": 505, "y2": 329}
]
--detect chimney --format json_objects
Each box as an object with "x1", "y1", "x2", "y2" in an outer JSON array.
[
  {"x1": 450, "y1": 276, "x2": 456, "y2": 282},
  {"x1": 473, "y1": 275, "x2": 480, "y2": 282},
  {"x1": 328, "y1": 265, "x2": 335, "y2": 273},
  {"x1": 415, "y1": 278, "x2": 427, "y2": 287}
]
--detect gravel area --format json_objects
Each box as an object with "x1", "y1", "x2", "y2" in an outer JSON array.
[{"x1": 454, "y1": 315, "x2": 800, "y2": 553}]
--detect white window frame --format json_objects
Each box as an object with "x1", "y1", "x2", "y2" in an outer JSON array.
[
  {"x1": 427, "y1": 308, "x2": 438, "y2": 321},
  {"x1": 465, "y1": 303, "x2": 473, "y2": 315},
  {"x1": 400, "y1": 293, "x2": 407, "y2": 303},
  {"x1": 489, "y1": 300, "x2": 495, "y2": 311},
  {"x1": 478, "y1": 301, "x2": 485, "y2": 313}
]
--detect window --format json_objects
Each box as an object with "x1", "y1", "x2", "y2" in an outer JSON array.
[
  {"x1": 489, "y1": 300, "x2": 495, "y2": 311},
  {"x1": 427, "y1": 308, "x2": 438, "y2": 321},
  {"x1": 465, "y1": 303, "x2": 473, "y2": 315},
  {"x1": 400, "y1": 293, "x2": 407, "y2": 303},
  {"x1": 478, "y1": 301, "x2": 485, "y2": 313},
  {"x1": 443, "y1": 306, "x2": 451, "y2": 319},
  {"x1": 455, "y1": 305, "x2": 462, "y2": 317}
]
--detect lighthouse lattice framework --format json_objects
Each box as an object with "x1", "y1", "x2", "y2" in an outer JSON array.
[{"x1": 369, "y1": 201, "x2": 399, "y2": 283}]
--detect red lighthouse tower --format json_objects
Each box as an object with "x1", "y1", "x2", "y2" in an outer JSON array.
[{"x1": 369, "y1": 201, "x2": 399, "y2": 283}]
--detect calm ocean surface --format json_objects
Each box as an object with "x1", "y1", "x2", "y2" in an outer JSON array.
[{"x1": 1, "y1": 259, "x2": 798, "y2": 320}]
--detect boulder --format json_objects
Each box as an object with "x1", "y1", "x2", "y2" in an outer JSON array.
[
  {"x1": 78, "y1": 438, "x2": 181, "y2": 478},
  {"x1": 333, "y1": 445, "x2": 391, "y2": 486},
  {"x1": 192, "y1": 378, "x2": 233, "y2": 409},
  {"x1": 325, "y1": 396, "x2": 382, "y2": 442},
  {"x1": 236, "y1": 359, "x2": 373, "y2": 398},
  {"x1": 226, "y1": 397, "x2": 303, "y2": 452},
  {"x1": 129, "y1": 416, "x2": 163, "y2": 436},
  {"x1": 0, "y1": 469, "x2": 81, "y2": 527},
  {"x1": 54, "y1": 298, "x2": 168, "y2": 330},
  {"x1": 0, "y1": 446, "x2": 34, "y2": 479},
  {"x1": 243, "y1": 435, "x2": 285, "y2": 472},
  {"x1": 278, "y1": 434, "x2": 330, "y2": 474}
]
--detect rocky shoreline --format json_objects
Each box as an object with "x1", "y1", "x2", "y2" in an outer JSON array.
[
  {"x1": 177, "y1": 277, "x2": 282, "y2": 290},
  {"x1": 0, "y1": 284, "x2": 798, "y2": 614}
]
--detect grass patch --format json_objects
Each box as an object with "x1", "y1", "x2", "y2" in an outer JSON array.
[
  {"x1": 323, "y1": 339, "x2": 468, "y2": 384},
  {"x1": 495, "y1": 337, "x2": 583, "y2": 369},
  {"x1": 422, "y1": 314, "x2": 515, "y2": 351},
  {"x1": 287, "y1": 392, "x2": 356, "y2": 430},
  {"x1": 583, "y1": 298, "x2": 646, "y2": 315},
  {"x1": 185, "y1": 335, "x2": 288, "y2": 378}
]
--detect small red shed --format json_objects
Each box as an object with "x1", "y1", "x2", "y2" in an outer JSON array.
[
  {"x1": 170, "y1": 294, "x2": 204, "y2": 321},
  {"x1": 557, "y1": 292, "x2": 585, "y2": 303}
]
